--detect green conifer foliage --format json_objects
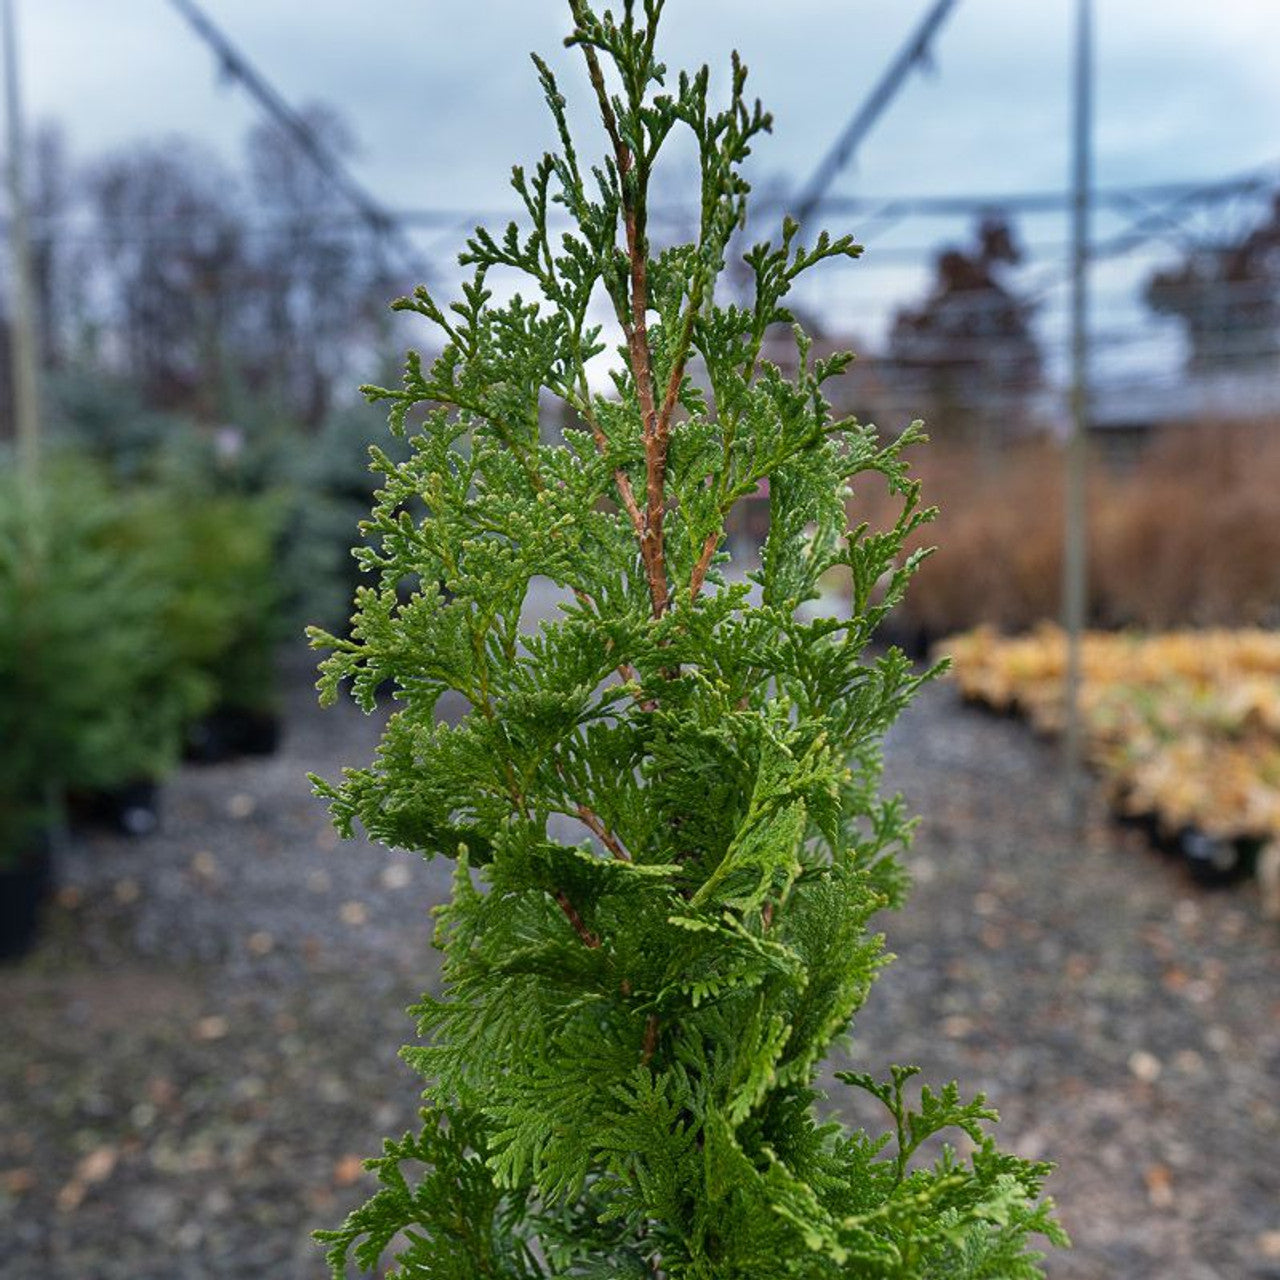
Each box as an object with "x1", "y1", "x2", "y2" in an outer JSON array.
[
  {"x1": 0, "y1": 459, "x2": 202, "y2": 860},
  {"x1": 311, "y1": 3, "x2": 1066, "y2": 1274}
]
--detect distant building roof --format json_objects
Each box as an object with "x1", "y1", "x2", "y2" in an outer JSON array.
[{"x1": 1086, "y1": 369, "x2": 1280, "y2": 432}]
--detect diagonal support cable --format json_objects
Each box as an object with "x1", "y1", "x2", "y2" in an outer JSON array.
[
  {"x1": 165, "y1": 0, "x2": 432, "y2": 284},
  {"x1": 792, "y1": 0, "x2": 962, "y2": 227}
]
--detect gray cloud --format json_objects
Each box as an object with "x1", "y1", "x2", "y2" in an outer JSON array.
[{"x1": 20, "y1": 1, "x2": 1280, "y2": 204}]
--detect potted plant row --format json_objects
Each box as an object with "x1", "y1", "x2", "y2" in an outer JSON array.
[
  {"x1": 0, "y1": 459, "x2": 191, "y2": 955},
  {"x1": 944, "y1": 625, "x2": 1280, "y2": 888},
  {"x1": 0, "y1": 453, "x2": 290, "y2": 959}
]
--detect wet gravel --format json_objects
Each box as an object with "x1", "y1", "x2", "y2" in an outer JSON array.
[{"x1": 2, "y1": 650, "x2": 1279, "y2": 1279}]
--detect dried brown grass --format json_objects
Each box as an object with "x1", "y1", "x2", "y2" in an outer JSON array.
[{"x1": 859, "y1": 420, "x2": 1280, "y2": 645}]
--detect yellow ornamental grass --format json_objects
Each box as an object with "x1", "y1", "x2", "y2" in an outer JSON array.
[{"x1": 942, "y1": 626, "x2": 1280, "y2": 844}]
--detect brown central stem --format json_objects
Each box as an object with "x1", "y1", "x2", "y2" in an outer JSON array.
[
  {"x1": 555, "y1": 890, "x2": 601, "y2": 949},
  {"x1": 689, "y1": 530, "x2": 719, "y2": 600},
  {"x1": 628, "y1": 214, "x2": 669, "y2": 620},
  {"x1": 581, "y1": 42, "x2": 669, "y2": 620},
  {"x1": 576, "y1": 804, "x2": 632, "y2": 862}
]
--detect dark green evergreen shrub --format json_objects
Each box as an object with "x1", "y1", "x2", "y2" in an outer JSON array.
[
  {"x1": 311, "y1": 3, "x2": 1066, "y2": 1274},
  {"x1": 54, "y1": 370, "x2": 348, "y2": 648},
  {"x1": 295, "y1": 407, "x2": 415, "y2": 634},
  {"x1": 49, "y1": 367, "x2": 191, "y2": 483},
  {"x1": 0, "y1": 458, "x2": 199, "y2": 862},
  {"x1": 126, "y1": 484, "x2": 288, "y2": 721}
]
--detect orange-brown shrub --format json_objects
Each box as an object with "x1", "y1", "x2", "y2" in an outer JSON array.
[
  {"x1": 1092, "y1": 422, "x2": 1280, "y2": 629},
  {"x1": 856, "y1": 420, "x2": 1280, "y2": 645}
]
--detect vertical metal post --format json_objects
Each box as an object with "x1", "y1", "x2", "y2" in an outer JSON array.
[
  {"x1": 3, "y1": 0, "x2": 62, "y2": 846},
  {"x1": 1063, "y1": 0, "x2": 1093, "y2": 830},
  {"x1": 2, "y1": 0, "x2": 41, "y2": 484}
]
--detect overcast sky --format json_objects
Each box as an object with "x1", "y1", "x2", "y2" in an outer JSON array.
[{"x1": 15, "y1": 1, "x2": 1280, "y2": 375}]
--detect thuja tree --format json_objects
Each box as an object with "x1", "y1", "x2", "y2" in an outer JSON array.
[{"x1": 310, "y1": 3, "x2": 1065, "y2": 1275}]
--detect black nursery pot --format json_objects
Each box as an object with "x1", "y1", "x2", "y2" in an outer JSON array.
[
  {"x1": 875, "y1": 615, "x2": 937, "y2": 663},
  {"x1": 0, "y1": 836, "x2": 53, "y2": 963},
  {"x1": 68, "y1": 779, "x2": 162, "y2": 838},
  {"x1": 1116, "y1": 809, "x2": 1180, "y2": 858},
  {"x1": 185, "y1": 706, "x2": 281, "y2": 764},
  {"x1": 1180, "y1": 829, "x2": 1261, "y2": 888}
]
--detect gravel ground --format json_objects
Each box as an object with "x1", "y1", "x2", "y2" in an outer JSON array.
[{"x1": 2, "y1": 646, "x2": 1279, "y2": 1280}]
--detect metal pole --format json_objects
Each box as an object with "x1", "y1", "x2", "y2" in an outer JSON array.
[
  {"x1": 1063, "y1": 0, "x2": 1093, "y2": 830},
  {"x1": 2, "y1": 0, "x2": 40, "y2": 484},
  {"x1": 2, "y1": 0, "x2": 62, "y2": 845}
]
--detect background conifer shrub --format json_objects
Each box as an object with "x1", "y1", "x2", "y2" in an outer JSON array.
[
  {"x1": 0, "y1": 458, "x2": 198, "y2": 861},
  {"x1": 310, "y1": 3, "x2": 1066, "y2": 1274}
]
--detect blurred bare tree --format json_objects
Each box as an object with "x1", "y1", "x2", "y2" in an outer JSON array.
[
  {"x1": 0, "y1": 104, "x2": 398, "y2": 436},
  {"x1": 1145, "y1": 192, "x2": 1280, "y2": 373},
  {"x1": 243, "y1": 104, "x2": 391, "y2": 427},
  {"x1": 887, "y1": 213, "x2": 1043, "y2": 444},
  {"x1": 85, "y1": 138, "x2": 248, "y2": 415}
]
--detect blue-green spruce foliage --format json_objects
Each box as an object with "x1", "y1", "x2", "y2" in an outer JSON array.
[{"x1": 310, "y1": 3, "x2": 1065, "y2": 1275}]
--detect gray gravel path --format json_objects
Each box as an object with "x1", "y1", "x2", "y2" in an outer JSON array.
[{"x1": 2, "y1": 647, "x2": 1278, "y2": 1279}]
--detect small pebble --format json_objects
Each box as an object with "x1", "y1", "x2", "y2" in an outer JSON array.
[
  {"x1": 380, "y1": 863, "x2": 412, "y2": 890},
  {"x1": 307, "y1": 870, "x2": 332, "y2": 894},
  {"x1": 1185, "y1": 980, "x2": 1214, "y2": 1005},
  {"x1": 76, "y1": 1146, "x2": 118, "y2": 1186},
  {"x1": 175, "y1": 1222, "x2": 204, "y2": 1250},
  {"x1": 113, "y1": 879, "x2": 141, "y2": 905},
  {"x1": 340, "y1": 900, "x2": 369, "y2": 927},
  {"x1": 246, "y1": 931, "x2": 275, "y2": 956},
  {"x1": 234, "y1": 1075, "x2": 266, "y2": 1101},
  {"x1": 1173, "y1": 1049, "x2": 1205, "y2": 1076},
  {"x1": 1, "y1": 1168, "x2": 34, "y2": 1196},
  {"x1": 1144, "y1": 1163, "x2": 1174, "y2": 1209},
  {"x1": 203, "y1": 1187, "x2": 232, "y2": 1217},
  {"x1": 1220, "y1": 910, "x2": 1246, "y2": 940},
  {"x1": 56, "y1": 1180, "x2": 87, "y2": 1213},
  {"x1": 1128, "y1": 1050, "x2": 1162, "y2": 1083},
  {"x1": 194, "y1": 1015, "x2": 229, "y2": 1042},
  {"x1": 190, "y1": 850, "x2": 219, "y2": 880},
  {"x1": 318, "y1": 1075, "x2": 350, "y2": 1104},
  {"x1": 228, "y1": 793, "x2": 257, "y2": 820},
  {"x1": 146, "y1": 1077, "x2": 177, "y2": 1109},
  {"x1": 129, "y1": 1103, "x2": 157, "y2": 1130}
]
